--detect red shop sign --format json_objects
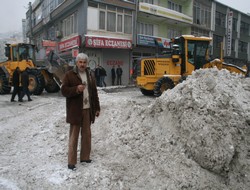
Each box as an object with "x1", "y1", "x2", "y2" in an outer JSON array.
[
  {"x1": 86, "y1": 36, "x2": 132, "y2": 49},
  {"x1": 58, "y1": 35, "x2": 81, "y2": 52}
]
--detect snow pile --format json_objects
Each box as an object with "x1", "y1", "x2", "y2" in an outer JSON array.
[{"x1": 151, "y1": 68, "x2": 250, "y2": 187}]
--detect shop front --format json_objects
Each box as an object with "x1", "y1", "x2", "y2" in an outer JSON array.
[
  {"x1": 58, "y1": 35, "x2": 81, "y2": 65},
  {"x1": 85, "y1": 35, "x2": 132, "y2": 86}
]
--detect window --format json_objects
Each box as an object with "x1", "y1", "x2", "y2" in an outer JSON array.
[
  {"x1": 168, "y1": 29, "x2": 181, "y2": 39},
  {"x1": 62, "y1": 12, "x2": 78, "y2": 37},
  {"x1": 98, "y1": 5, "x2": 133, "y2": 34},
  {"x1": 107, "y1": 12, "x2": 116, "y2": 32},
  {"x1": 213, "y1": 35, "x2": 223, "y2": 48},
  {"x1": 193, "y1": 1, "x2": 211, "y2": 28},
  {"x1": 191, "y1": 27, "x2": 209, "y2": 37},
  {"x1": 215, "y1": 11, "x2": 226, "y2": 27},
  {"x1": 140, "y1": 0, "x2": 153, "y2": 4},
  {"x1": 239, "y1": 41, "x2": 248, "y2": 53},
  {"x1": 233, "y1": 18, "x2": 237, "y2": 31},
  {"x1": 99, "y1": 11, "x2": 105, "y2": 30},
  {"x1": 137, "y1": 22, "x2": 153, "y2": 36},
  {"x1": 240, "y1": 21, "x2": 249, "y2": 35},
  {"x1": 168, "y1": 1, "x2": 182, "y2": 13}
]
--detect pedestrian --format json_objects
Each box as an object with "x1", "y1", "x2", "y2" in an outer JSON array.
[
  {"x1": 61, "y1": 53, "x2": 100, "y2": 171},
  {"x1": 116, "y1": 65, "x2": 123, "y2": 85},
  {"x1": 10, "y1": 67, "x2": 22, "y2": 102},
  {"x1": 20, "y1": 68, "x2": 32, "y2": 102},
  {"x1": 94, "y1": 64, "x2": 101, "y2": 87},
  {"x1": 99, "y1": 66, "x2": 107, "y2": 87},
  {"x1": 111, "y1": 65, "x2": 116, "y2": 86}
]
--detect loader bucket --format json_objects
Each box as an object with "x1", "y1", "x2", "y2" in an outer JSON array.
[{"x1": 46, "y1": 51, "x2": 72, "y2": 85}]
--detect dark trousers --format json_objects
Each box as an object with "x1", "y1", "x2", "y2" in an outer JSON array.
[
  {"x1": 117, "y1": 75, "x2": 122, "y2": 85},
  {"x1": 11, "y1": 86, "x2": 21, "y2": 101},
  {"x1": 112, "y1": 77, "x2": 116, "y2": 85},
  {"x1": 68, "y1": 109, "x2": 91, "y2": 165},
  {"x1": 20, "y1": 87, "x2": 31, "y2": 100}
]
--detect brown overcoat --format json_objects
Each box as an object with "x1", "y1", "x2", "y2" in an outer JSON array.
[{"x1": 61, "y1": 66, "x2": 100, "y2": 125}]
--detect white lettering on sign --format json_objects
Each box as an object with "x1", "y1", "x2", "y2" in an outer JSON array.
[
  {"x1": 227, "y1": 11, "x2": 233, "y2": 56},
  {"x1": 86, "y1": 36, "x2": 132, "y2": 49}
]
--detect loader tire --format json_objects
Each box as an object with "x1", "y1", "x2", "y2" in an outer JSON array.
[
  {"x1": 45, "y1": 76, "x2": 60, "y2": 93},
  {"x1": 28, "y1": 69, "x2": 45, "y2": 95},
  {"x1": 154, "y1": 77, "x2": 175, "y2": 97},
  {"x1": 140, "y1": 88, "x2": 154, "y2": 96},
  {"x1": 0, "y1": 73, "x2": 11, "y2": 94}
]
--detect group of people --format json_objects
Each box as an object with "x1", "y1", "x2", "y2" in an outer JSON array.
[
  {"x1": 94, "y1": 64, "x2": 107, "y2": 87},
  {"x1": 95, "y1": 64, "x2": 123, "y2": 87},
  {"x1": 111, "y1": 65, "x2": 123, "y2": 86},
  {"x1": 10, "y1": 67, "x2": 32, "y2": 102}
]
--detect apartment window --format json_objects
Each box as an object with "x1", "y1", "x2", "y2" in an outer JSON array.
[
  {"x1": 233, "y1": 18, "x2": 237, "y2": 31},
  {"x1": 107, "y1": 12, "x2": 116, "y2": 32},
  {"x1": 193, "y1": 1, "x2": 211, "y2": 28},
  {"x1": 191, "y1": 27, "x2": 209, "y2": 37},
  {"x1": 240, "y1": 21, "x2": 249, "y2": 35},
  {"x1": 239, "y1": 41, "x2": 248, "y2": 53},
  {"x1": 213, "y1": 34, "x2": 223, "y2": 48},
  {"x1": 62, "y1": 12, "x2": 78, "y2": 37},
  {"x1": 99, "y1": 5, "x2": 133, "y2": 34},
  {"x1": 168, "y1": 1, "x2": 182, "y2": 13},
  {"x1": 137, "y1": 22, "x2": 153, "y2": 36},
  {"x1": 215, "y1": 11, "x2": 226, "y2": 27},
  {"x1": 140, "y1": 0, "x2": 153, "y2": 4},
  {"x1": 167, "y1": 29, "x2": 181, "y2": 39}
]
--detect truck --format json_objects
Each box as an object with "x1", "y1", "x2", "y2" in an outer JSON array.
[
  {"x1": 0, "y1": 43, "x2": 61, "y2": 95},
  {"x1": 135, "y1": 35, "x2": 248, "y2": 96}
]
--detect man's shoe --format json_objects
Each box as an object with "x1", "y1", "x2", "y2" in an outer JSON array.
[
  {"x1": 80, "y1": 160, "x2": 92, "y2": 163},
  {"x1": 10, "y1": 100, "x2": 16, "y2": 102},
  {"x1": 28, "y1": 99, "x2": 32, "y2": 101},
  {"x1": 18, "y1": 99, "x2": 23, "y2": 102},
  {"x1": 68, "y1": 164, "x2": 76, "y2": 171}
]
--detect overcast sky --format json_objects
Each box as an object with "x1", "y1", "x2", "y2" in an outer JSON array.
[{"x1": 0, "y1": 0, "x2": 249, "y2": 34}]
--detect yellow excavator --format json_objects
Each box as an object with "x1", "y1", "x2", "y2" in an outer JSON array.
[
  {"x1": 0, "y1": 43, "x2": 65, "y2": 95},
  {"x1": 135, "y1": 35, "x2": 248, "y2": 96}
]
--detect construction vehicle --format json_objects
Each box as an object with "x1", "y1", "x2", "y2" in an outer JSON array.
[
  {"x1": 0, "y1": 43, "x2": 61, "y2": 95},
  {"x1": 135, "y1": 35, "x2": 248, "y2": 96}
]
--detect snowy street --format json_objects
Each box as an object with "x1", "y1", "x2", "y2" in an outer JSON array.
[{"x1": 1, "y1": 69, "x2": 250, "y2": 190}]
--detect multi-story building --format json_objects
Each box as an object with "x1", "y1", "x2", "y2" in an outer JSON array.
[
  {"x1": 25, "y1": 0, "x2": 250, "y2": 86},
  {"x1": 212, "y1": 1, "x2": 250, "y2": 66},
  {"x1": 26, "y1": 0, "x2": 136, "y2": 86}
]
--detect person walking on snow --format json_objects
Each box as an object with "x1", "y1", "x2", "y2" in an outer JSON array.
[
  {"x1": 19, "y1": 68, "x2": 32, "y2": 102},
  {"x1": 10, "y1": 67, "x2": 22, "y2": 102}
]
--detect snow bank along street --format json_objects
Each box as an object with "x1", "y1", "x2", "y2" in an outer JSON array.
[{"x1": 0, "y1": 68, "x2": 250, "y2": 189}]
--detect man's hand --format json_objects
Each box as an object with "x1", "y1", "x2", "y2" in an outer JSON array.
[
  {"x1": 76, "y1": 83, "x2": 86, "y2": 93},
  {"x1": 95, "y1": 111, "x2": 100, "y2": 117}
]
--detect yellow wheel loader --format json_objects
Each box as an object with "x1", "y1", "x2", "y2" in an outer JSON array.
[
  {"x1": 0, "y1": 43, "x2": 60, "y2": 95},
  {"x1": 135, "y1": 35, "x2": 248, "y2": 96}
]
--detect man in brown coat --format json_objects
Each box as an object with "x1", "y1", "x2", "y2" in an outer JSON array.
[{"x1": 61, "y1": 53, "x2": 100, "y2": 171}]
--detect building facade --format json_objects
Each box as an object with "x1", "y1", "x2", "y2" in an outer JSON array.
[{"x1": 25, "y1": 0, "x2": 250, "y2": 86}]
